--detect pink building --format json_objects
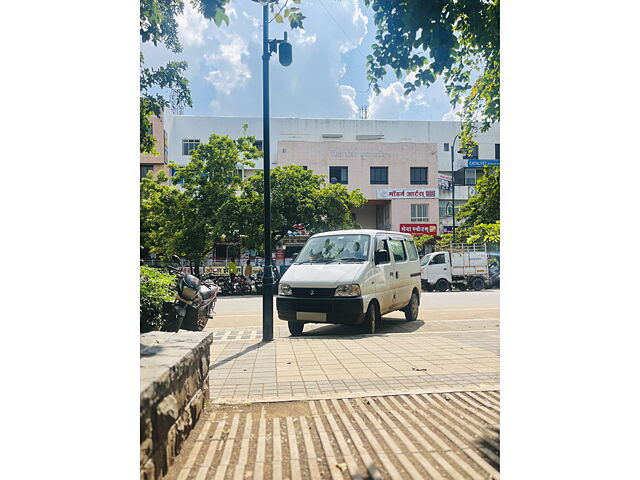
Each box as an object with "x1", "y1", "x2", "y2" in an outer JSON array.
[
  {"x1": 140, "y1": 115, "x2": 170, "y2": 182},
  {"x1": 278, "y1": 141, "x2": 439, "y2": 235}
]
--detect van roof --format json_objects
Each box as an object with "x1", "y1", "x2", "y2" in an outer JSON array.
[{"x1": 311, "y1": 229, "x2": 414, "y2": 238}]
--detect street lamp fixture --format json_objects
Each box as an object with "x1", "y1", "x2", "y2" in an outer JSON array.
[{"x1": 250, "y1": 0, "x2": 293, "y2": 342}]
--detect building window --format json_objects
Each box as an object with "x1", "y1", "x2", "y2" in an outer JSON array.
[
  {"x1": 163, "y1": 130, "x2": 168, "y2": 164},
  {"x1": 410, "y1": 167, "x2": 428, "y2": 185},
  {"x1": 182, "y1": 139, "x2": 200, "y2": 156},
  {"x1": 140, "y1": 164, "x2": 153, "y2": 179},
  {"x1": 495, "y1": 143, "x2": 500, "y2": 159},
  {"x1": 444, "y1": 143, "x2": 449, "y2": 152},
  {"x1": 462, "y1": 144, "x2": 479, "y2": 159},
  {"x1": 329, "y1": 166, "x2": 348, "y2": 184},
  {"x1": 171, "y1": 167, "x2": 184, "y2": 185},
  {"x1": 370, "y1": 167, "x2": 388, "y2": 185},
  {"x1": 302, "y1": 166, "x2": 308, "y2": 170},
  {"x1": 254, "y1": 140, "x2": 263, "y2": 151},
  {"x1": 411, "y1": 204, "x2": 428, "y2": 222},
  {"x1": 464, "y1": 168, "x2": 485, "y2": 185}
]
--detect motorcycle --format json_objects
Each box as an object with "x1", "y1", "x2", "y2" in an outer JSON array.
[
  {"x1": 232, "y1": 275, "x2": 252, "y2": 295},
  {"x1": 163, "y1": 256, "x2": 219, "y2": 332}
]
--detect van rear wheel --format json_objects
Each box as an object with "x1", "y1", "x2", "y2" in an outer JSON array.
[{"x1": 288, "y1": 321, "x2": 304, "y2": 336}]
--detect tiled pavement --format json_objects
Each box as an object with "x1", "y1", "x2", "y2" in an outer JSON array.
[
  {"x1": 166, "y1": 391, "x2": 500, "y2": 480},
  {"x1": 208, "y1": 319, "x2": 499, "y2": 403}
]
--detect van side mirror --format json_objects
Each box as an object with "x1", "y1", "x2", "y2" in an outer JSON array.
[{"x1": 375, "y1": 250, "x2": 390, "y2": 265}]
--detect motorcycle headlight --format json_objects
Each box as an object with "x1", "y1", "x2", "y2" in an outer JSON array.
[
  {"x1": 334, "y1": 284, "x2": 361, "y2": 297},
  {"x1": 278, "y1": 284, "x2": 293, "y2": 296}
]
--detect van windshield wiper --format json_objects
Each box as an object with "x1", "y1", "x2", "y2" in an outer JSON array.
[{"x1": 338, "y1": 257, "x2": 366, "y2": 263}]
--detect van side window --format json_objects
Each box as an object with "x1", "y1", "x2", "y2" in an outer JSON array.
[
  {"x1": 389, "y1": 239, "x2": 407, "y2": 262},
  {"x1": 405, "y1": 240, "x2": 418, "y2": 261},
  {"x1": 375, "y1": 237, "x2": 391, "y2": 264}
]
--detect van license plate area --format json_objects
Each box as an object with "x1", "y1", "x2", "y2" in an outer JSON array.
[{"x1": 296, "y1": 312, "x2": 327, "y2": 322}]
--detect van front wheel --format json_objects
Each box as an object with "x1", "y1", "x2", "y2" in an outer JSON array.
[
  {"x1": 288, "y1": 321, "x2": 304, "y2": 336},
  {"x1": 404, "y1": 292, "x2": 419, "y2": 322},
  {"x1": 363, "y1": 302, "x2": 379, "y2": 334}
]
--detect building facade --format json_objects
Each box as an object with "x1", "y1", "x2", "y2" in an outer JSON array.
[
  {"x1": 140, "y1": 115, "x2": 170, "y2": 181},
  {"x1": 162, "y1": 112, "x2": 500, "y2": 236}
]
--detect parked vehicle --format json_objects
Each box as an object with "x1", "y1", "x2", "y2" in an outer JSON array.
[
  {"x1": 163, "y1": 256, "x2": 219, "y2": 332},
  {"x1": 255, "y1": 266, "x2": 281, "y2": 295},
  {"x1": 231, "y1": 275, "x2": 252, "y2": 295},
  {"x1": 276, "y1": 229, "x2": 422, "y2": 336},
  {"x1": 420, "y1": 243, "x2": 491, "y2": 292}
]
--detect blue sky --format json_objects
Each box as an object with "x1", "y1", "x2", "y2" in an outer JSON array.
[{"x1": 141, "y1": 0, "x2": 459, "y2": 121}]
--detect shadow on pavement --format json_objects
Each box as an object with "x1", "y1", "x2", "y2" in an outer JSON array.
[
  {"x1": 295, "y1": 318, "x2": 425, "y2": 338},
  {"x1": 210, "y1": 341, "x2": 265, "y2": 369}
]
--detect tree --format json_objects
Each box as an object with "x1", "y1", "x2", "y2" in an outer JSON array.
[
  {"x1": 140, "y1": 132, "x2": 261, "y2": 273},
  {"x1": 457, "y1": 166, "x2": 500, "y2": 226},
  {"x1": 140, "y1": 0, "x2": 305, "y2": 153},
  {"x1": 364, "y1": 0, "x2": 499, "y2": 152},
  {"x1": 222, "y1": 165, "x2": 368, "y2": 251}
]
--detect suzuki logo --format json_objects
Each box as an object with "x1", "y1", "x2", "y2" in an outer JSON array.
[{"x1": 309, "y1": 290, "x2": 315, "y2": 296}]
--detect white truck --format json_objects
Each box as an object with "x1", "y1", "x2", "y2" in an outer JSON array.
[{"x1": 420, "y1": 243, "x2": 493, "y2": 292}]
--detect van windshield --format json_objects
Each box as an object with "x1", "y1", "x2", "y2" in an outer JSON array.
[{"x1": 295, "y1": 234, "x2": 371, "y2": 264}]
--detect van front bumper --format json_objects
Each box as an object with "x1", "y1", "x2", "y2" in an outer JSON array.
[{"x1": 276, "y1": 295, "x2": 365, "y2": 325}]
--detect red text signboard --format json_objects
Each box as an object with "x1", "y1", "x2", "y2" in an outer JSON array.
[
  {"x1": 399, "y1": 223, "x2": 437, "y2": 236},
  {"x1": 275, "y1": 250, "x2": 285, "y2": 260}
]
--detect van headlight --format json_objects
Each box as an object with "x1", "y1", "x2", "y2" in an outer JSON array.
[
  {"x1": 278, "y1": 284, "x2": 293, "y2": 296},
  {"x1": 334, "y1": 284, "x2": 361, "y2": 297}
]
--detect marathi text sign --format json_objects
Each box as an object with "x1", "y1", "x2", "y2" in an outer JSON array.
[
  {"x1": 399, "y1": 223, "x2": 437, "y2": 236},
  {"x1": 376, "y1": 188, "x2": 438, "y2": 199}
]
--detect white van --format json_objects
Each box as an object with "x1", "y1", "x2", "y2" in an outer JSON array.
[{"x1": 276, "y1": 229, "x2": 422, "y2": 336}]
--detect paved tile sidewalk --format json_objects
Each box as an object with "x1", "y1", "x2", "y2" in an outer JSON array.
[{"x1": 209, "y1": 327, "x2": 499, "y2": 403}]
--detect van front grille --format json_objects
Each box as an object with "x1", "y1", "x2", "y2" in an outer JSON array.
[{"x1": 291, "y1": 288, "x2": 335, "y2": 297}]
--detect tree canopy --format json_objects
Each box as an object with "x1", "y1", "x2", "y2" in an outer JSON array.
[
  {"x1": 221, "y1": 165, "x2": 368, "y2": 250},
  {"x1": 364, "y1": 0, "x2": 499, "y2": 152},
  {"x1": 140, "y1": 132, "x2": 260, "y2": 271},
  {"x1": 457, "y1": 166, "x2": 500, "y2": 226}
]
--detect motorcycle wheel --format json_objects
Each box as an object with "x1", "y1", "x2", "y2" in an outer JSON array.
[{"x1": 163, "y1": 309, "x2": 183, "y2": 332}]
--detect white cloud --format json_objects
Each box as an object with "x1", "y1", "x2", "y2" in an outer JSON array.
[
  {"x1": 177, "y1": 4, "x2": 208, "y2": 47},
  {"x1": 442, "y1": 105, "x2": 463, "y2": 121},
  {"x1": 368, "y1": 82, "x2": 414, "y2": 119},
  {"x1": 291, "y1": 29, "x2": 317, "y2": 46},
  {"x1": 204, "y1": 37, "x2": 251, "y2": 95},
  {"x1": 339, "y1": 85, "x2": 358, "y2": 118}
]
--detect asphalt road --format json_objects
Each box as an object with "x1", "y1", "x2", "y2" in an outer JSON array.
[{"x1": 208, "y1": 289, "x2": 500, "y2": 329}]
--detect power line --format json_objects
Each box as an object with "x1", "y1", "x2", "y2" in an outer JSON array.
[{"x1": 316, "y1": 0, "x2": 372, "y2": 94}]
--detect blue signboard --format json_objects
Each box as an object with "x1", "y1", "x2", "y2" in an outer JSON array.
[{"x1": 467, "y1": 159, "x2": 500, "y2": 168}]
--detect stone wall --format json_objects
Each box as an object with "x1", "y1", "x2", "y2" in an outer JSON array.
[{"x1": 140, "y1": 331, "x2": 213, "y2": 480}]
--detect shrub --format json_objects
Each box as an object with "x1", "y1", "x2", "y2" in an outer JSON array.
[{"x1": 140, "y1": 265, "x2": 175, "y2": 332}]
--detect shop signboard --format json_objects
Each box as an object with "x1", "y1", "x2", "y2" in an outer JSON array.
[
  {"x1": 467, "y1": 159, "x2": 500, "y2": 168},
  {"x1": 443, "y1": 226, "x2": 456, "y2": 234},
  {"x1": 376, "y1": 188, "x2": 438, "y2": 199},
  {"x1": 399, "y1": 223, "x2": 437, "y2": 236}
]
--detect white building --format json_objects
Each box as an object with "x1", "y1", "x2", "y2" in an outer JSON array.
[{"x1": 163, "y1": 111, "x2": 500, "y2": 236}]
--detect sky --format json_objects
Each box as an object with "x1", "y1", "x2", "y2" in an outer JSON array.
[{"x1": 141, "y1": 0, "x2": 459, "y2": 121}]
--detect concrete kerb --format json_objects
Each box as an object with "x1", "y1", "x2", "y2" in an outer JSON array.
[{"x1": 140, "y1": 331, "x2": 213, "y2": 480}]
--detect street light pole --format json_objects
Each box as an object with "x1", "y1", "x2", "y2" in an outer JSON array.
[
  {"x1": 451, "y1": 134, "x2": 460, "y2": 245},
  {"x1": 251, "y1": 0, "x2": 292, "y2": 342},
  {"x1": 260, "y1": 1, "x2": 274, "y2": 342}
]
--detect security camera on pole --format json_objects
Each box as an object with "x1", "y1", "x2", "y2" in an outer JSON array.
[{"x1": 250, "y1": 0, "x2": 293, "y2": 342}]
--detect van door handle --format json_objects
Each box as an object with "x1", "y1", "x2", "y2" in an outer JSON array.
[{"x1": 395, "y1": 272, "x2": 399, "y2": 279}]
